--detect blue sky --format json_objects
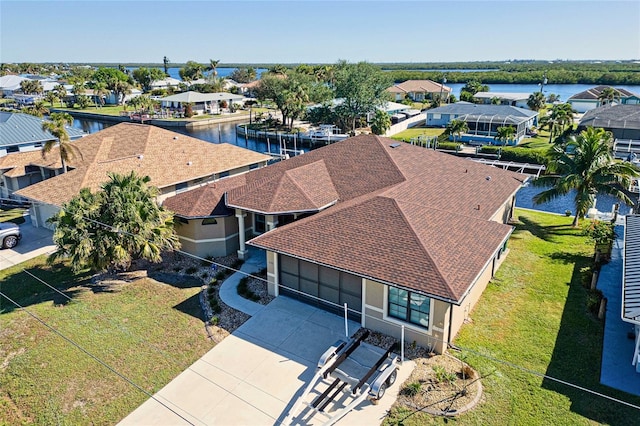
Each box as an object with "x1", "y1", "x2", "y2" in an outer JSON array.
[{"x1": 1, "y1": 1, "x2": 638, "y2": 63}]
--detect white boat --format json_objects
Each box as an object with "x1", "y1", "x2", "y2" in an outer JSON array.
[{"x1": 304, "y1": 124, "x2": 349, "y2": 143}]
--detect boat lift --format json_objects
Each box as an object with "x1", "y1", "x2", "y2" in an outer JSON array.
[{"x1": 283, "y1": 329, "x2": 399, "y2": 426}]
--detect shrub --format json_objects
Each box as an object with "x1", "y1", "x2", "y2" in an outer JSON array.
[
  {"x1": 437, "y1": 142, "x2": 462, "y2": 151},
  {"x1": 209, "y1": 278, "x2": 218, "y2": 286},
  {"x1": 433, "y1": 365, "x2": 457, "y2": 385},
  {"x1": 237, "y1": 277, "x2": 260, "y2": 302},
  {"x1": 215, "y1": 270, "x2": 227, "y2": 280},
  {"x1": 403, "y1": 381, "x2": 422, "y2": 397},
  {"x1": 201, "y1": 255, "x2": 214, "y2": 266},
  {"x1": 587, "y1": 289, "x2": 603, "y2": 315},
  {"x1": 209, "y1": 296, "x2": 221, "y2": 314},
  {"x1": 185, "y1": 267, "x2": 198, "y2": 275},
  {"x1": 210, "y1": 316, "x2": 219, "y2": 326},
  {"x1": 479, "y1": 146, "x2": 549, "y2": 165},
  {"x1": 231, "y1": 259, "x2": 244, "y2": 270},
  {"x1": 173, "y1": 267, "x2": 182, "y2": 273}
]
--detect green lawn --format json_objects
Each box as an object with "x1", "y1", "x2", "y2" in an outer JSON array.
[
  {"x1": 391, "y1": 127, "x2": 445, "y2": 141},
  {"x1": 385, "y1": 209, "x2": 640, "y2": 425},
  {"x1": 0, "y1": 256, "x2": 213, "y2": 425},
  {"x1": 0, "y1": 208, "x2": 26, "y2": 224}
]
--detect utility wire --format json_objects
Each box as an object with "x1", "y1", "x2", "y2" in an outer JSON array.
[
  {"x1": 0, "y1": 290, "x2": 200, "y2": 426},
  {"x1": 0, "y1": 249, "x2": 283, "y2": 424},
  {"x1": 14, "y1": 205, "x2": 640, "y2": 414}
]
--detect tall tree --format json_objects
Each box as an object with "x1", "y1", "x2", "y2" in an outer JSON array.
[
  {"x1": 333, "y1": 61, "x2": 392, "y2": 133},
  {"x1": 93, "y1": 82, "x2": 109, "y2": 108},
  {"x1": 460, "y1": 80, "x2": 489, "y2": 102},
  {"x1": 132, "y1": 67, "x2": 166, "y2": 92},
  {"x1": 533, "y1": 127, "x2": 638, "y2": 226},
  {"x1": 179, "y1": 61, "x2": 205, "y2": 83},
  {"x1": 41, "y1": 112, "x2": 81, "y2": 173},
  {"x1": 444, "y1": 119, "x2": 469, "y2": 142},
  {"x1": 22, "y1": 101, "x2": 49, "y2": 118},
  {"x1": 47, "y1": 171, "x2": 180, "y2": 273},
  {"x1": 54, "y1": 84, "x2": 68, "y2": 103},
  {"x1": 44, "y1": 91, "x2": 58, "y2": 107},
  {"x1": 495, "y1": 125, "x2": 516, "y2": 146},
  {"x1": 370, "y1": 109, "x2": 391, "y2": 135},
  {"x1": 527, "y1": 92, "x2": 546, "y2": 111},
  {"x1": 163, "y1": 56, "x2": 170, "y2": 75},
  {"x1": 207, "y1": 59, "x2": 220, "y2": 77}
]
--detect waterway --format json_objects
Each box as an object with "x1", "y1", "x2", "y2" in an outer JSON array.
[
  {"x1": 126, "y1": 67, "x2": 268, "y2": 81},
  {"x1": 74, "y1": 80, "x2": 640, "y2": 218}
]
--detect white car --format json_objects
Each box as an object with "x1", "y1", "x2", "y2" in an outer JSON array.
[{"x1": 0, "y1": 222, "x2": 21, "y2": 249}]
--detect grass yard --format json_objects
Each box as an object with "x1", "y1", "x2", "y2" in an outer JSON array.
[
  {"x1": 0, "y1": 256, "x2": 213, "y2": 425},
  {"x1": 391, "y1": 127, "x2": 445, "y2": 141},
  {"x1": 0, "y1": 208, "x2": 26, "y2": 224},
  {"x1": 385, "y1": 209, "x2": 640, "y2": 425}
]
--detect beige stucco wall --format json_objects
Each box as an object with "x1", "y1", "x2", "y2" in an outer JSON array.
[
  {"x1": 490, "y1": 195, "x2": 516, "y2": 224},
  {"x1": 362, "y1": 279, "x2": 449, "y2": 353},
  {"x1": 175, "y1": 216, "x2": 243, "y2": 258}
]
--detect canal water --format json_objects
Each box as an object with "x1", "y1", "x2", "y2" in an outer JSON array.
[{"x1": 71, "y1": 98, "x2": 638, "y2": 218}]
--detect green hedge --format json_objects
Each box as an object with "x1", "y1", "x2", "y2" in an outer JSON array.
[
  {"x1": 437, "y1": 142, "x2": 462, "y2": 151},
  {"x1": 479, "y1": 146, "x2": 549, "y2": 165}
]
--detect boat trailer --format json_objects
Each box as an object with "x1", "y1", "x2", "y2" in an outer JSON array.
[{"x1": 283, "y1": 329, "x2": 400, "y2": 426}]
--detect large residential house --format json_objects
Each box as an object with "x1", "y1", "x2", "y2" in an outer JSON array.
[
  {"x1": 3, "y1": 123, "x2": 270, "y2": 228},
  {"x1": 578, "y1": 104, "x2": 640, "y2": 158},
  {"x1": 473, "y1": 92, "x2": 531, "y2": 109},
  {"x1": 567, "y1": 86, "x2": 640, "y2": 113},
  {"x1": 425, "y1": 103, "x2": 538, "y2": 145},
  {"x1": 163, "y1": 135, "x2": 526, "y2": 352},
  {"x1": 0, "y1": 112, "x2": 86, "y2": 157},
  {"x1": 386, "y1": 80, "x2": 452, "y2": 102}
]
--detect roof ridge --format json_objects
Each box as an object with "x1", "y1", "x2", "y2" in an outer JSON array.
[{"x1": 384, "y1": 196, "x2": 455, "y2": 298}]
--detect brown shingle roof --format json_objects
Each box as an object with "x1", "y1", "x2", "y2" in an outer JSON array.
[
  {"x1": 165, "y1": 134, "x2": 525, "y2": 303},
  {"x1": 12, "y1": 123, "x2": 270, "y2": 206},
  {"x1": 163, "y1": 175, "x2": 248, "y2": 217},
  {"x1": 568, "y1": 85, "x2": 638, "y2": 101},
  {"x1": 386, "y1": 80, "x2": 452, "y2": 94}
]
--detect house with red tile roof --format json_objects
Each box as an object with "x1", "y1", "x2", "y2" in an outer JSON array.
[
  {"x1": 4, "y1": 122, "x2": 270, "y2": 228},
  {"x1": 386, "y1": 80, "x2": 451, "y2": 102},
  {"x1": 163, "y1": 134, "x2": 527, "y2": 352}
]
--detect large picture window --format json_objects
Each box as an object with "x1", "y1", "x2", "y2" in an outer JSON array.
[{"x1": 388, "y1": 287, "x2": 430, "y2": 329}]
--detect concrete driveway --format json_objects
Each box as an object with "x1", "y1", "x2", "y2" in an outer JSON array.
[
  {"x1": 119, "y1": 296, "x2": 414, "y2": 425},
  {"x1": 0, "y1": 217, "x2": 55, "y2": 270}
]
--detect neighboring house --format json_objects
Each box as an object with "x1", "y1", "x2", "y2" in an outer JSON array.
[
  {"x1": 159, "y1": 91, "x2": 246, "y2": 114},
  {"x1": 150, "y1": 77, "x2": 182, "y2": 90},
  {"x1": 0, "y1": 112, "x2": 86, "y2": 157},
  {"x1": 164, "y1": 134, "x2": 526, "y2": 353},
  {"x1": 567, "y1": 85, "x2": 640, "y2": 113},
  {"x1": 0, "y1": 75, "x2": 29, "y2": 97},
  {"x1": 386, "y1": 80, "x2": 452, "y2": 102},
  {"x1": 473, "y1": 92, "x2": 531, "y2": 108},
  {"x1": 425, "y1": 103, "x2": 538, "y2": 145},
  {"x1": 578, "y1": 104, "x2": 640, "y2": 158},
  {"x1": 3, "y1": 122, "x2": 270, "y2": 228}
]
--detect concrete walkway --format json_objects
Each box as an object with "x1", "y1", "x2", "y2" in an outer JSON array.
[
  {"x1": 0, "y1": 217, "x2": 55, "y2": 271},
  {"x1": 597, "y1": 225, "x2": 640, "y2": 396},
  {"x1": 119, "y1": 296, "x2": 414, "y2": 425},
  {"x1": 218, "y1": 248, "x2": 267, "y2": 316}
]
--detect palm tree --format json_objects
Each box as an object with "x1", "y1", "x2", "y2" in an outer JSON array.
[
  {"x1": 44, "y1": 91, "x2": 58, "y2": 107},
  {"x1": 163, "y1": 56, "x2": 170, "y2": 75},
  {"x1": 93, "y1": 82, "x2": 109, "y2": 108},
  {"x1": 444, "y1": 119, "x2": 469, "y2": 142},
  {"x1": 41, "y1": 112, "x2": 82, "y2": 174},
  {"x1": 370, "y1": 110, "x2": 391, "y2": 135},
  {"x1": 495, "y1": 126, "x2": 516, "y2": 146},
  {"x1": 22, "y1": 101, "x2": 49, "y2": 118},
  {"x1": 207, "y1": 59, "x2": 220, "y2": 77},
  {"x1": 533, "y1": 127, "x2": 639, "y2": 226},
  {"x1": 527, "y1": 92, "x2": 546, "y2": 111},
  {"x1": 541, "y1": 103, "x2": 574, "y2": 143},
  {"x1": 54, "y1": 84, "x2": 67, "y2": 104},
  {"x1": 598, "y1": 87, "x2": 620, "y2": 106},
  {"x1": 110, "y1": 80, "x2": 132, "y2": 105}
]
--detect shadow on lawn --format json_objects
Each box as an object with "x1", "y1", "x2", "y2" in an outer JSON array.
[
  {"x1": 542, "y1": 258, "x2": 640, "y2": 424},
  {"x1": 173, "y1": 293, "x2": 204, "y2": 321},
  {"x1": 513, "y1": 215, "x2": 580, "y2": 242},
  {"x1": 0, "y1": 264, "x2": 92, "y2": 314}
]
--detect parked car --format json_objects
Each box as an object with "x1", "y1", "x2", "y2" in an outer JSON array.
[{"x1": 0, "y1": 222, "x2": 21, "y2": 249}]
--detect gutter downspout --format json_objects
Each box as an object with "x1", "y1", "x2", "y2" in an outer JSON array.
[{"x1": 447, "y1": 302, "x2": 454, "y2": 348}]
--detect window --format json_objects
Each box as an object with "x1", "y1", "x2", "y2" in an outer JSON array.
[
  {"x1": 431, "y1": 113, "x2": 441, "y2": 120},
  {"x1": 202, "y1": 218, "x2": 217, "y2": 225},
  {"x1": 218, "y1": 171, "x2": 230, "y2": 179},
  {"x1": 175, "y1": 182, "x2": 188, "y2": 193},
  {"x1": 249, "y1": 163, "x2": 260, "y2": 170},
  {"x1": 388, "y1": 287, "x2": 430, "y2": 328},
  {"x1": 254, "y1": 214, "x2": 265, "y2": 233},
  {"x1": 6, "y1": 146, "x2": 19, "y2": 153},
  {"x1": 175, "y1": 216, "x2": 188, "y2": 224}
]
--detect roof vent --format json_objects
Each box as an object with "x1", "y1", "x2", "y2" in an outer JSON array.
[
  {"x1": 390, "y1": 143, "x2": 401, "y2": 148},
  {"x1": 187, "y1": 161, "x2": 192, "y2": 166},
  {"x1": 173, "y1": 136, "x2": 178, "y2": 140},
  {"x1": 138, "y1": 154, "x2": 144, "y2": 160},
  {"x1": 486, "y1": 176, "x2": 491, "y2": 181}
]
